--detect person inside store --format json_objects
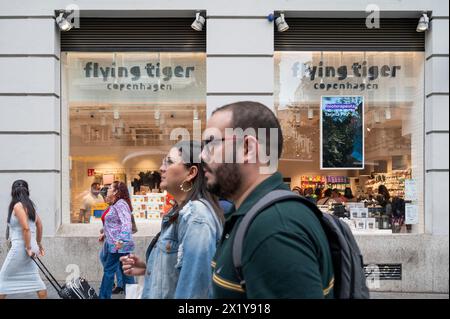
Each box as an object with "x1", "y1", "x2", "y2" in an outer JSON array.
[
  {"x1": 99, "y1": 184, "x2": 110, "y2": 200},
  {"x1": 364, "y1": 187, "x2": 376, "y2": 202},
  {"x1": 317, "y1": 188, "x2": 337, "y2": 206},
  {"x1": 99, "y1": 181, "x2": 136, "y2": 299},
  {"x1": 79, "y1": 182, "x2": 105, "y2": 224},
  {"x1": 314, "y1": 188, "x2": 323, "y2": 202},
  {"x1": 377, "y1": 185, "x2": 392, "y2": 215},
  {"x1": 292, "y1": 186, "x2": 303, "y2": 196},
  {"x1": 120, "y1": 140, "x2": 224, "y2": 299},
  {"x1": 331, "y1": 189, "x2": 345, "y2": 203},
  {"x1": 200, "y1": 101, "x2": 334, "y2": 299},
  {"x1": 304, "y1": 187, "x2": 317, "y2": 204},
  {"x1": 344, "y1": 187, "x2": 356, "y2": 202}
]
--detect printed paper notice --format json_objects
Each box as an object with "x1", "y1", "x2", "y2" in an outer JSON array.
[{"x1": 405, "y1": 203, "x2": 419, "y2": 225}]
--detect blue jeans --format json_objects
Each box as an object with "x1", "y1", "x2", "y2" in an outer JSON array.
[
  {"x1": 100, "y1": 243, "x2": 124, "y2": 288},
  {"x1": 116, "y1": 266, "x2": 124, "y2": 288},
  {"x1": 99, "y1": 248, "x2": 135, "y2": 299}
]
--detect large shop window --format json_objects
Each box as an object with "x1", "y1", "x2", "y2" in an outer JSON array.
[
  {"x1": 63, "y1": 52, "x2": 206, "y2": 224},
  {"x1": 275, "y1": 51, "x2": 424, "y2": 234}
]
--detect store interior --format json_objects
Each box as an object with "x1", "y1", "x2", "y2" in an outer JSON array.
[
  {"x1": 69, "y1": 100, "x2": 419, "y2": 234},
  {"x1": 69, "y1": 102, "x2": 206, "y2": 223}
]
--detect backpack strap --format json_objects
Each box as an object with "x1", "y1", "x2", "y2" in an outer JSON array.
[
  {"x1": 145, "y1": 231, "x2": 161, "y2": 262},
  {"x1": 197, "y1": 198, "x2": 223, "y2": 244},
  {"x1": 232, "y1": 189, "x2": 323, "y2": 288}
]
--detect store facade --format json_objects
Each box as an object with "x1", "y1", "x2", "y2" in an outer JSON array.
[{"x1": 0, "y1": 1, "x2": 448, "y2": 294}]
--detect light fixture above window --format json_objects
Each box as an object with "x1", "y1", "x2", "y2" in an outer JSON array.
[
  {"x1": 191, "y1": 12, "x2": 206, "y2": 31},
  {"x1": 416, "y1": 13, "x2": 429, "y2": 32},
  {"x1": 55, "y1": 11, "x2": 73, "y2": 32},
  {"x1": 275, "y1": 13, "x2": 289, "y2": 32}
]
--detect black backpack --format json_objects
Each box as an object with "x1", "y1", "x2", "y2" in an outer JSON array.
[{"x1": 232, "y1": 190, "x2": 370, "y2": 299}]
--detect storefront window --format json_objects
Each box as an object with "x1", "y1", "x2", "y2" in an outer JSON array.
[
  {"x1": 275, "y1": 51, "x2": 424, "y2": 234},
  {"x1": 63, "y1": 52, "x2": 206, "y2": 224}
]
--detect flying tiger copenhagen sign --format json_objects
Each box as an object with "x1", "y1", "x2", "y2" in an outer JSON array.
[{"x1": 64, "y1": 52, "x2": 206, "y2": 103}]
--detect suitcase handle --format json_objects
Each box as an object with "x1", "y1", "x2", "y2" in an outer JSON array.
[{"x1": 31, "y1": 256, "x2": 63, "y2": 291}]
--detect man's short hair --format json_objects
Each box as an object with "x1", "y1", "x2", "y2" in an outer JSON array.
[
  {"x1": 91, "y1": 182, "x2": 100, "y2": 189},
  {"x1": 212, "y1": 101, "x2": 284, "y2": 159}
]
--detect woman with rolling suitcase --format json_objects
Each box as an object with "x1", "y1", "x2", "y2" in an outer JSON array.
[{"x1": 0, "y1": 180, "x2": 47, "y2": 299}]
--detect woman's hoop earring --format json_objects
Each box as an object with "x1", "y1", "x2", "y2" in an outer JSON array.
[{"x1": 180, "y1": 181, "x2": 193, "y2": 192}]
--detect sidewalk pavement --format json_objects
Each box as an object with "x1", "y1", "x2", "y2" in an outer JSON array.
[
  {"x1": 5, "y1": 282, "x2": 449, "y2": 299},
  {"x1": 370, "y1": 292, "x2": 449, "y2": 299},
  {"x1": 6, "y1": 281, "x2": 124, "y2": 299}
]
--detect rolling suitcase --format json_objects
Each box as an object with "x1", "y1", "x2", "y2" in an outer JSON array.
[{"x1": 32, "y1": 256, "x2": 98, "y2": 299}]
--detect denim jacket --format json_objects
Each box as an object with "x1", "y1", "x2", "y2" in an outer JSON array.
[{"x1": 142, "y1": 199, "x2": 223, "y2": 299}]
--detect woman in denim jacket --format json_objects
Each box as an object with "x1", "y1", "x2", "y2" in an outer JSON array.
[{"x1": 121, "y1": 141, "x2": 224, "y2": 298}]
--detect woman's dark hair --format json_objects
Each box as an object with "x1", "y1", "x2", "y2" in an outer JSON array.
[
  {"x1": 292, "y1": 186, "x2": 303, "y2": 196},
  {"x1": 344, "y1": 187, "x2": 354, "y2": 199},
  {"x1": 314, "y1": 188, "x2": 322, "y2": 198},
  {"x1": 111, "y1": 181, "x2": 133, "y2": 212},
  {"x1": 324, "y1": 188, "x2": 333, "y2": 198},
  {"x1": 378, "y1": 185, "x2": 390, "y2": 201},
  {"x1": 8, "y1": 180, "x2": 36, "y2": 223},
  {"x1": 172, "y1": 140, "x2": 225, "y2": 225}
]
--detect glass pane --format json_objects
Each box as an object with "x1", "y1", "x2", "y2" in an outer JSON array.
[
  {"x1": 63, "y1": 52, "x2": 206, "y2": 224},
  {"x1": 275, "y1": 51, "x2": 424, "y2": 234}
]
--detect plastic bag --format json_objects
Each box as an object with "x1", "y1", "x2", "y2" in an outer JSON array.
[{"x1": 125, "y1": 276, "x2": 144, "y2": 299}]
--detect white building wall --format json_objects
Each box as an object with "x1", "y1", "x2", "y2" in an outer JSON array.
[
  {"x1": 206, "y1": 17, "x2": 274, "y2": 117},
  {"x1": 424, "y1": 13, "x2": 450, "y2": 236},
  {"x1": 0, "y1": 13, "x2": 61, "y2": 236}
]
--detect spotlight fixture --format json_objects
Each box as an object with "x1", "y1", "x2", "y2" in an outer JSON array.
[
  {"x1": 385, "y1": 108, "x2": 392, "y2": 120},
  {"x1": 191, "y1": 12, "x2": 205, "y2": 31},
  {"x1": 55, "y1": 11, "x2": 73, "y2": 32},
  {"x1": 416, "y1": 13, "x2": 429, "y2": 32},
  {"x1": 374, "y1": 111, "x2": 380, "y2": 124},
  {"x1": 275, "y1": 13, "x2": 289, "y2": 32}
]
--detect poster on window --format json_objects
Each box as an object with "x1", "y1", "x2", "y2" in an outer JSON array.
[
  {"x1": 320, "y1": 96, "x2": 364, "y2": 170},
  {"x1": 405, "y1": 203, "x2": 419, "y2": 225}
]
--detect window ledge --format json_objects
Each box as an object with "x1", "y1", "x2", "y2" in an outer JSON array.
[{"x1": 55, "y1": 220, "x2": 161, "y2": 237}]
